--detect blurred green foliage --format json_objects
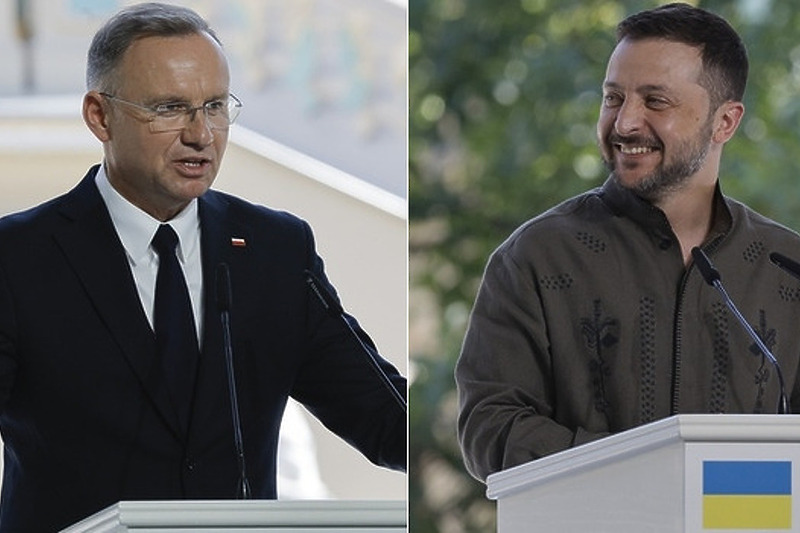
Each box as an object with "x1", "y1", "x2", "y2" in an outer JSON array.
[{"x1": 409, "y1": 0, "x2": 800, "y2": 531}]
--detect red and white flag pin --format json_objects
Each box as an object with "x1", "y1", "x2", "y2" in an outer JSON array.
[{"x1": 231, "y1": 237, "x2": 246, "y2": 247}]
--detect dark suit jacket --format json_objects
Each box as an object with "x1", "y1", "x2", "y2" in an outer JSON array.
[{"x1": 0, "y1": 166, "x2": 406, "y2": 532}]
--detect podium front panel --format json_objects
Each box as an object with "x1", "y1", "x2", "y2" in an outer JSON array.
[
  {"x1": 487, "y1": 415, "x2": 800, "y2": 533},
  {"x1": 495, "y1": 440, "x2": 685, "y2": 532}
]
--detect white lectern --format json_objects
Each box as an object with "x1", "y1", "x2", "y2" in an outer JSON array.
[
  {"x1": 61, "y1": 500, "x2": 406, "y2": 532},
  {"x1": 487, "y1": 414, "x2": 800, "y2": 532}
]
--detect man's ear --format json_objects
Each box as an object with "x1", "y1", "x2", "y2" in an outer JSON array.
[
  {"x1": 712, "y1": 100, "x2": 745, "y2": 144},
  {"x1": 82, "y1": 91, "x2": 111, "y2": 142}
]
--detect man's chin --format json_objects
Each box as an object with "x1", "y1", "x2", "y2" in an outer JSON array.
[
  {"x1": 611, "y1": 168, "x2": 650, "y2": 188},
  {"x1": 610, "y1": 171, "x2": 663, "y2": 201}
]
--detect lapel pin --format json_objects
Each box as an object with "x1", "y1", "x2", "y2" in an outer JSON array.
[{"x1": 231, "y1": 237, "x2": 246, "y2": 248}]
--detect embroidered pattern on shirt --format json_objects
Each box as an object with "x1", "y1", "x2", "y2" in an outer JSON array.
[
  {"x1": 540, "y1": 273, "x2": 573, "y2": 291},
  {"x1": 778, "y1": 284, "x2": 800, "y2": 302},
  {"x1": 710, "y1": 302, "x2": 730, "y2": 413},
  {"x1": 751, "y1": 309, "x2": 776, "y2": 414},
  {"x1": 639, "y1": 296, "x2": 657, "y2": 424},
  {"x1": 580, "y1": 299, "x2": 618, "y2": 415},
  {"x1": 575, "y1": 231, "x2": 606, "y2": 254},
  {"x1": 742, "y1": 240, "x2": 765, "y2": 263}
]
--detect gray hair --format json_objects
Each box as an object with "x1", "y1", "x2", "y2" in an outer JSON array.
[{"x1": 86, "y1": 2, "x2": 222, "y2": 91}]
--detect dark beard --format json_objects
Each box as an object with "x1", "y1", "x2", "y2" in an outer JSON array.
[{"x1": 604, "y1": 120, "x2": 713, "y2": 202}]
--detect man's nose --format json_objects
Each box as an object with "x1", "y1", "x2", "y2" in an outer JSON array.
[
  {"x1": 181, "y1": 108, "x2": 214, "y2": 146},
  {"x1": 614, "y1": 99, "x2": 645, "y2": 135}
]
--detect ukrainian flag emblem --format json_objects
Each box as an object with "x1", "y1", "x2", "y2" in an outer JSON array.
[{"x1": 703, "y1": 460, "x2": 792, "y2": 529}]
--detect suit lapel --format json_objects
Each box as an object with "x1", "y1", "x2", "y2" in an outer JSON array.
[{"x1": 53, "y1": 169, "x2": 183, "y2": 440}]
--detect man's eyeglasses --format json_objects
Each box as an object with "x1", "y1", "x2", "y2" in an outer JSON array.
[{"x1": 99, "y1": 92, "x2": 243, "y2": 133}]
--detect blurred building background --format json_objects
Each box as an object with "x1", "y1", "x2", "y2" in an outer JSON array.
[
  {"x1": 410, "y1": 0, "x2": 800, "y2": 531},
  {"x1": 3, "y1": 0, "x2": 407, "y2": 197},
  {"x1": 0, "y1": 0, "x2": 406, "y2": 505}
]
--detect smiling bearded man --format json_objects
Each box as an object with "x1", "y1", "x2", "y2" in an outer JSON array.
[{"x1": 456, "y1": 2, "x2": 800, "y2": 484}]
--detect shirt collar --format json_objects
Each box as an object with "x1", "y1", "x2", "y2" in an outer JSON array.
[
  {"x1": 95, "y1": 164, "x2": 200, "y2": 265},
  {"x1": 599, "y1": 175, "x2": 733, "y2": 245}
]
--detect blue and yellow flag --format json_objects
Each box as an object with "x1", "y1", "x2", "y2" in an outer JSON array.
[{"x1": 703, "y1": 460, "x2": 792, "y2": 529}]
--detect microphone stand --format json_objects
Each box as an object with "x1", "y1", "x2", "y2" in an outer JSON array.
[
  {"x1": 305, "y1": 269, "x2": 407, "y2": 414},
  {"x1": 691, "y1": 247, "x2": 788, "y2": 414},
  {"x1": 216, "y1": 263, "x2": 251, "y2": 499}
]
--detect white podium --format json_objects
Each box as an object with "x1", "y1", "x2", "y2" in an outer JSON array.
[
  {"x1": 487, "y1": 415, "x2": 800, "y2": 532},
  {"x1": 61, "y1": 500, "x2": 406, "y2": 532}
]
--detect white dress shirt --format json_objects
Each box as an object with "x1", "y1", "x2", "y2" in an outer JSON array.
[{"x1": 95, "y1": 165, "x2": 204, "y2": 343}]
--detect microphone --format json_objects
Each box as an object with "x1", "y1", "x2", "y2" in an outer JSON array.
[
  {"x1": 691, "y1": 247, "x2": 788, "y2": 414},
  {"x1": 769, "y1": 252, "x2": 800, "y2": 282},
  {"x1": 215, "y1": 263, "x2": 251, "y2": 499},
  {"x1": 304, "y1": 269, "x2": 407, "y2": 414}
]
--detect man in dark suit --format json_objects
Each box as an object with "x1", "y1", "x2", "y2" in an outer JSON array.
[{"x1": 0, "y1": 3, "x2": 406, "y2": 531}]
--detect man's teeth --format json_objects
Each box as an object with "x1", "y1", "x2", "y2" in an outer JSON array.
[
  {"x1": 619, "y1": 146, "x2": 655, "y2": 155},
  {"x1": 183, "y1": 160, "x2": 204, "y2": 167}
]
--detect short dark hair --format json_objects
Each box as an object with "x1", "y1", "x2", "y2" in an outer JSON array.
[
  {"x1": 616, "y1": 2, "x2": 748, "y2": 108},
  {"x1": 86, "y1": 2, "x2": 221, "y2": 91}
]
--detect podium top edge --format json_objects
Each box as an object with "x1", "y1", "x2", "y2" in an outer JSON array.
[
  {"x1": 62, "y1": 500, "x2": 407, "y2": 531},
  {"x1": 486, "y1": 414, "x2": 800, "y2": 500}
]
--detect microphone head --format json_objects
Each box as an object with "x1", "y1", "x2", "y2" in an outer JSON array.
[
  {"x1": 216, "y1": 263, "x2": 232, "y2": 312},
  {"x1": 691, "y1": 247, "x2": 721, "y2": 286},
  {"x1": 770, "y1": 251, "x2": 800, "y2": 283},
  {"x1": 305, "y1": 269, "x2": 345, "y2": 316}
]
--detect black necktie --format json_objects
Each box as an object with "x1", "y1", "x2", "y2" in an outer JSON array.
[{"x1": 152, "y1": 224, "x2": 199, "y2": 432}]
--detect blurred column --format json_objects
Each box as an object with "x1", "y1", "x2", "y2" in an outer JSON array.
[{"x1": 15, "y1": 0, "x2": 34, "y2": 93}]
